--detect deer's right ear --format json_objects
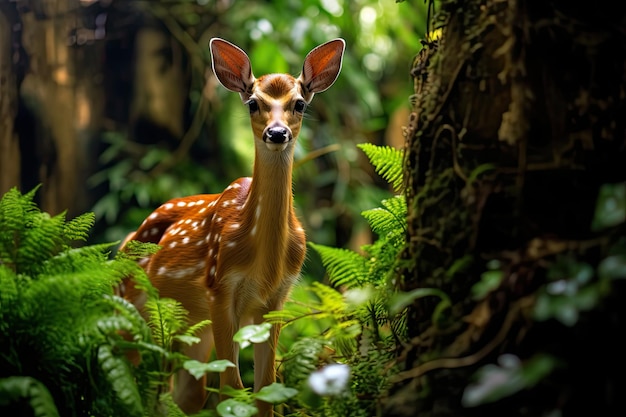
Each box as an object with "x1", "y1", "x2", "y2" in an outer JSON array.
[{"x1": 210, "y1": 38, "x2": 255, "y2": 100}]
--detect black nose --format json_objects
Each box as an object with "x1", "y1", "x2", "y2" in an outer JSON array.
[{"x1": 264, "y1": 127, "x2": 291, "y2": 143}]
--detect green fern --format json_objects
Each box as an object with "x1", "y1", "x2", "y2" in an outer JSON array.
[
  {"x1": 308, "y1": 243, "x2": 369, "y2": 288},
  {"x1": 357, "y1": 143, "x2": 404, "y2": 192},
  {"x1": 293, "y1": 143, "x2": 408, "y2": 416},
  {"x1": 0, "y1": 376, "x2": 60, "y2": 417},
  {"x1": 0, "y1": 187, "x2": 160, "y2": 416},
  {"x1": 97, "y1": 344, "x2": 144, "y2": 417}
]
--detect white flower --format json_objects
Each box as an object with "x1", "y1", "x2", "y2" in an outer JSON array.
[{"x1": 308, "y1": 363, "x2": 350, "y2": 396}]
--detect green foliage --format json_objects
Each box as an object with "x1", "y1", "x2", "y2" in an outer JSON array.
[
  {"x1": 0, "y1": 186, "x2": 223, "y2": 416},
  {"x1": 0, "y1": 376, "x2": 60, "y2": 417},
  {"x1": 462, "y1": 354, "x2": 559, "y2": 407},
  {"x1": 0, "y1": 187, "x2": 148, "y2": 415},
  {"x1": 357, "y1": 144, "x2": 405, "y2": 192},
  {"x1": 533, "y1": 251, "x2": 626, "y2": 327},
  {"x1": 264, "y1": 143, "x2": 412, "y2": 415}
]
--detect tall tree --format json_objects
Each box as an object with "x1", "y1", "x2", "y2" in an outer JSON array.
[{"x1": 389, "y1": 1, "x2": 626, "y2": 416}]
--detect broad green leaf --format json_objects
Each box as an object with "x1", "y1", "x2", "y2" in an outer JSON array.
[
  {"x1": 462, "y1": 354, "x2": 557, "y2": 407},
  {"x1": 174, "y1": 335, "x2": 201, "y2": 346},
  {"x1": 233, "y1": 323, "x2": 272, "y2": 349},
  {"x1": 388, "y1": 287, "x2": 451, "y2": 316},
  {"x1": 217, "y1": 398, "x2": 258, "y2": 417},
  {"x1": 183, "y1": 359, "x2": 236, "y2": 380},
  {"x1": 592, "y1": 182, "x2": 626, "y2": 231},
  {"x1": 254, "y1": 382, "x2": 298, "y2": 403}
]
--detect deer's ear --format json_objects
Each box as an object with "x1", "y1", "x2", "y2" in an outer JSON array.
[
  {"x1": 210, "y1": 38, "x2": 255, "y2": 100},
  {"x1": 299, "y1": 39, "x2": 345, "y2": 100}
]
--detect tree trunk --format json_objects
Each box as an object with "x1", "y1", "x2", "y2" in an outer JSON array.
[
  {"x1": 13, "y1": 0, "x2": 105, "y2": 217},
  {"x1": 389, "y1": 1, "x2": 626, "y2": 416},
  {"x1": 0, "y1": 3, "x2": 21, "y2": 197}
]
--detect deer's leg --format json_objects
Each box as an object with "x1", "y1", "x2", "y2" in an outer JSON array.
[
  {"x1": 253, "y1": 310, "x2": 281, "y2": 417},
  {"x1": 173, "y1": 326, "x2": 214, "y2": 414},
  {"x1": 209, "y1": 294, "x2": 244, "y2": 396}
]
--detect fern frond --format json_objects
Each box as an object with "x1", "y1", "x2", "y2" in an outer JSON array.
[
  {"x1": 63, "y1": 212, "x2": 96, "y2": 242},
  {"x1": 357, "y1": 143, "x2": 404, "y2": 192},
  {"x1": 97, "y1": 344, "x2": 144, "y2": 417},
  {"x1": 282, "y1": 337, "x2": 325, "y2": 390},
  {"x1": 362, "y1": 195, "x2": 407, "y2": 239},
  {"x1": 308, "y1": 243, "x2": 368, "y2": 288},
  {"x1": 145, "y1": 298, "x2": 189, "y2": 349},
  {"x1": 116, "y1": 239, "x2": 161, "y2": 261},
  {"x1": 0, "y1": 376, "x2": 60, "y2": 417}
]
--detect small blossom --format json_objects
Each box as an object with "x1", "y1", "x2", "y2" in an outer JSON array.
[{"x1": 308, "y1": 363, "x2": 350, "y2": 396}]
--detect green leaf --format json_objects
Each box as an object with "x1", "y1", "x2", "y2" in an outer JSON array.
[
  {"x1": 472, "y1": 270, "x2": 504, "y2": 300},
  {"x1": 462, "y1": 354, "x2": 558, "y2": 407},
  {"x1": 183, "y1": 359, "x2": 236, "y2": 380},
  {"x1": 234, "y1": 323, "x2": 272, "y2": 349},
  {"x1": 598, "y1": 254, "x2": 626, "y2": 281},
  {"x1": 254, "y1": 382, "x2": 298, "y2": 403},
  {"x1": 592, "y1": 182, "x2": 626, "y2": 231},
  {"x1": 216, "y1": 398, "x2": 258, "y2": 417},
  {"x1": 174, "y1": 335, "x2": 201, "y2": 346},
  {"x1": 388, "y1": 287, "x2": 451, "y2": 317}
]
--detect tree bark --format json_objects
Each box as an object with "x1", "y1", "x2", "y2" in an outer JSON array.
[
  {"x1": 389, "y1": 1, "x2": 626, "y2": 416},
  {"x1": 0, "y1": 3, "x2": 21, "y2": 197}
]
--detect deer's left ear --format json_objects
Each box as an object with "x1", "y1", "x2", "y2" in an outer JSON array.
[{"x1": 299, "y1": 39, "x2": 345, "y2": 101}]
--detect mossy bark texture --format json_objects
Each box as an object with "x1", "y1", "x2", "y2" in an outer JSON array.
[{"x1": 389, "y1": 2, "x2": 626, "y2": 416}]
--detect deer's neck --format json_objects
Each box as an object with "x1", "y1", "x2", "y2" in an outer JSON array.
[{"x1": 244, "y1": 147, "x2": 296, "y2": 243}]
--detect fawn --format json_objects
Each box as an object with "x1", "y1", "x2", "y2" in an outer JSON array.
[{"x1": 120, "y1": 37, "x2": 345, "y2": 415}]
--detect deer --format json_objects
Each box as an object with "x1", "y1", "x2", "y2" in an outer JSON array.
[{"x1": 119, "y1": 37, "x2": 345, "y2": 415}]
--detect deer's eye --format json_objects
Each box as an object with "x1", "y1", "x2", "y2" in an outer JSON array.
[
  {"x1": 294, "y1": 100, "x2": 307, "y2": 114},
  {"x1": 246, "y1": 99, "x2": 259, "y2": 114}
]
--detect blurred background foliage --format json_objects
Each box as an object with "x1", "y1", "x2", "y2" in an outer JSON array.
[{"x1": 88, "y1": 0, "x2": 427, "y2": 259}]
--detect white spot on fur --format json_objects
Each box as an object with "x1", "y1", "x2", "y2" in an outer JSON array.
[
  {"x1": 141, "y1": 230, "x2": 149, "y2": 238},
  {"x1": 180, "y1": 230, "x2": 187, "y2": 235},
  {"x1": 197, "y1": 200, "x2": 205, "y2": 205},
  {"x1": 187, "y1": 201, "x2": 196, "y2": 207},
  {"x1": 185, "y1": 219, "x2": 191, "y2": 224},
  {"x1": 230, "y1": 223, "x2": 240, "y2": 229},
  {"x1": 177, "y1": 201, "x2": 187, "y2": 207},
  {"x1": 158, "y1": 266, "x2": 166, "y2": 275},
  {"x1": 183, "y1": 237, "x2": 190, "y2": 244},
  {"x1": 208, "y1": 201, "x2": 216, "y2": 208},
  {"x1": 169, "y1": 241, "x2": 177, "y2": 248},
  {"x1": 216, "y1": 217, "x2": 222, "y2": 223},
  {"x1": 149, "y1": 212, "x2": 158, "y2": 220},
  {"x1": 206, "y1": 233, "x2": 212, "y2": 242},
  {"x1": 226, "y1": 241, "x2": 236, "y2": 248},
  {"x1": 209, "y1": 265, "x2": 216, "y2": 277},
  {"x1": 232, "y1": 182, "x2": 241, "y2": 189},
  {"x1": 192, "y1": 221, "x2": 198, "y2": 227},
  {"x1": 255, "y1": 206, "x2": 261, "y2": 220},
  {"x1": 139, "y1": 257, "x2": 149, "y2": 266},
  {"x1": 199, "y1": 207, "x2": 207, "y2": 214},
  {"x1": 164, "y1": 203, "x2": 174, "y2": 210},
  {"x1": 222, "y1": 200, "x2": 231, "y2": 207},
  {"x1": 251, "y1": 225, "x2": 257, "y2": 236}
]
